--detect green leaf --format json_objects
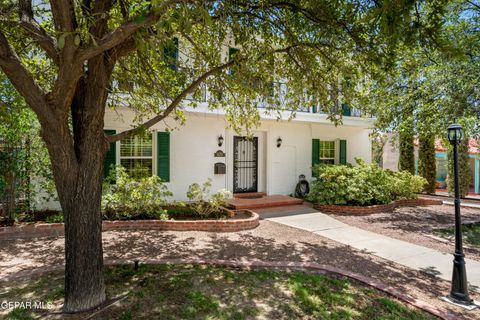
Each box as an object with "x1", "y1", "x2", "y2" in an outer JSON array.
[
  {"x1": 57, "y1": 34, "x2": 66, "y2": 50},
  {"x1": 74, "y1": 34, "x2": 81, "y2": 46},
  {"x1": 73, "y1": 34, "x2": 80, "y2": 47}
]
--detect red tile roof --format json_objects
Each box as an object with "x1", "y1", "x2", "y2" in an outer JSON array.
[{"x1": 414, "y1": 138, "x2": 479, "y2": 154}]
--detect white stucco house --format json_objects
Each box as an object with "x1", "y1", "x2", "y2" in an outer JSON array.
[
  {"x1": 34, "y1": 37, "x2": 374, "y2": 209},
  {"x1": 102, "y1": 104, "x2": 373, "y2": 201}
]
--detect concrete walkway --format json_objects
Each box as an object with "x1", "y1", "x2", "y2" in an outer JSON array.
[
  {"x1": 261, "y1": 206, "x2": 480, "y2": 292},
  {"x1": 444, "y1": 201, "x2": 480, "y2": 210}
]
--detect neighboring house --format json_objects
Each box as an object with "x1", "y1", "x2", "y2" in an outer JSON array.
[
  {"x1": 381, "y1": 134, "x2": 480, "y2": 195},
  {"x1": 428, "y1": 138, "x2": 479, "y2": 194}
]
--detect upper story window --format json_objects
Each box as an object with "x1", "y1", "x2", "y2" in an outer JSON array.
[
  {"x1": 120, "y1": 134, "x2": 153, "y2": 179},
  {"x1": 319, "y1": 141, "x2": 335, "y2": 164},
  {"x1": 163, "y1": 38, "x2": 179, "y2": 71}
]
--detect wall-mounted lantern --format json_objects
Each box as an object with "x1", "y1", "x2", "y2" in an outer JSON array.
[
  {"x1": 218, "y1": 135, "x2": 224, "y2": 147},
  {"x1": 277, "y1": 137, "x2": 282, "y2": 148}
]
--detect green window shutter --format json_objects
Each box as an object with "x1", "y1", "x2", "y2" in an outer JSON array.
[
  {"x1": 104, "y1": 130, "x2": 116, "y2": 178},
  {"x1": 341, "y1": 104, "x2": 351, "y2": 117},
  {"x1": 312, "y1": 105, "x2": 317, "y2": 113},
  {"x1": 157, "y1": 132, "x2": 170, "y2": 182},
  {"x1": 229, "y1": 47, "x2": 239, "y2": 60},
  {"x1": 312, "y1": 139, "x2": 320, "y2": 176},
  {"x1": 163, "y1": 38, "x2": 178, "y2": 71},
  {"x1": 228, "y1": 47, "x2": 239, "y2": 76},
  {"x1": 339, "y1": 140, "x2": 347, "y2": 164}
]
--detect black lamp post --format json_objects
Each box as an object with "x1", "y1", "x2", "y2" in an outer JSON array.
[{"x1": 446, "y1": 122, "x2": 472, "y2": 305}]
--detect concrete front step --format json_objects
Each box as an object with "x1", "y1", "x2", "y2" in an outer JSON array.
[{"x1": 228, "y1": 195, "x2": 303, "y2": 209}]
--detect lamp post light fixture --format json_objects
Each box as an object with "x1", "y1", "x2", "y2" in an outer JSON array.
[
  {"x1": 276, "y1": 137, "x2": 282, "y2": 148},
  {"x1": 445, "y1": 122, "x2": 475, "y2": 307},
  {"x1": 218, "y1": 135, "x2": 224, "y2": 147}
]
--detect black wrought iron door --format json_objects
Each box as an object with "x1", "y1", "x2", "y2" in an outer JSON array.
[{"x1": 233, "y1": 136, "x2": 258, "y2": 193}]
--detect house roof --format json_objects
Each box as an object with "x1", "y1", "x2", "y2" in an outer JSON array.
[{"x1": 414, "y1": 138, "x2": 479, "y2": 154}]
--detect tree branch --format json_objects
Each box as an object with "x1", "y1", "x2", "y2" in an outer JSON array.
[
  {"x1": 106, "y1": 40, "x2": 325, "y2": 143},
  {"x1": 466, "y1": 0, "x2": 480, "y2": 11},
  {"x1": 18, "y1": 0, "x2": 59, "y2": 64},
  {"x1": 107, "y1": 60, "x2": 235, "y2": 142},
  {"x1": 0, "y1": 29, "x2": 48, "y2": 117},
  {"x1": 77, "y1": 0, "x2": 181, "y2": 62},
  {"x1": 50, "y1": 0, "x2": 76, "y2": 32}
]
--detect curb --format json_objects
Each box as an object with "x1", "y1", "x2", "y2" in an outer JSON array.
[
  {"x1": 314, "y1": 198, "x2": 443, "y2": 215},
  {"x1": 1, "y1": 258, "x2": 455, "y2": 320},
  {"x1": 443, "y1": 201, "x2": 480, "y2": 209},
  {"x1": 0, "y1": 210, "x2": 259, "y2": 240}
]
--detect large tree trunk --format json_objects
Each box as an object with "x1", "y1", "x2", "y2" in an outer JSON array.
[
  {"x1": 0, "y1": 4, "x2": 118, "y2": 311},
  {"x1": 45, "y1": 121, "x2": 109, "y2": 312},
  {"x1": 62, "y1": 158, "x2": 106, "y2": 312},
  {"x1": 41, "y1": 114, "x2": 108, "y2": 312},
  {"x1": 40, "y1": 53, "x2": 112, "y2": 312}
]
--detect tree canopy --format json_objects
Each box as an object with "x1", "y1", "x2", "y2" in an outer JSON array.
[
  {"x1": 0, "y1": 0, "x2": 458, "y2": 313},
  {"x1": 364, "y1": 0, "x2": 479, "y2": 139},
  {"x1": 1, "y1": 0, "x2": 453, "y2": 134}
]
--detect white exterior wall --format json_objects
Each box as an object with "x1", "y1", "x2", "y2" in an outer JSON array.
[
  {"x1": 34, "y1": 107, "x2": 372, "y2": 209},
  {"x1": 104, "y1": 107, "x2": 372, "y2": 201},
  {"x1": 381, "y1": 133, "x2": 420, "y2": 172}
]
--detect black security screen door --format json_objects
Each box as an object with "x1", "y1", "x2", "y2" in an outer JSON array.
[{"x1": 233, "y1": 136, "x2": 258, "y2": 193}]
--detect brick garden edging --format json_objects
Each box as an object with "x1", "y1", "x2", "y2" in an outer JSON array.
[
  {"x1": 314, "y1": 197, "x2": 443, "y2": 215},
  {"x1": 0, "y1": 258, "x2": 455, "y2": 320},
  {"x1": 0, "y1": 210, "x2": 259, "y2": 240}
]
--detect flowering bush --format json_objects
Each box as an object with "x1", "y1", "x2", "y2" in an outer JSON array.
[
  {"x1": 307, "y1": 158, "x2": 426, "y2": 206},
  {"x1": 102, "y1": 166, "x2": 172, "y2": 220},
  {"x1": 187, "y1": 179, "x2": 232, "y2": 218}
]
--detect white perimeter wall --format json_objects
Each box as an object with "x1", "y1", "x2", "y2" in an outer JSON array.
[{"x1": 104, "y1": 108, "x2": 372, "y2": 201}]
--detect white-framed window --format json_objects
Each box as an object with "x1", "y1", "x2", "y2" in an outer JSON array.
[
  {"x1": 319, "y1": 140, "x2": 336, "y2": 164},
  {"x1": 119, "y1": 133, "x2": 153, "y2": 178}
]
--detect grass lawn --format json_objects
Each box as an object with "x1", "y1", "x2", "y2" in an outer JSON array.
[
  {"x1": 1, "y1": 264, "x2": 436, "y2": 320},
  {"x1": 434, "y1": 222, "x2": 480, "y2": 248}
]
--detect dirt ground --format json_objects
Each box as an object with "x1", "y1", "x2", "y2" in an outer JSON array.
[{"x1": 1, "y1": 219, "x2": 480, "y2": 319}]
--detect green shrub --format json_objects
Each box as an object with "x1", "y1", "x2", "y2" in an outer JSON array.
[
  {"x1": 186, "y1": 179, "x2": 232, "y2": 218},
  {"x1": 307, "y1": 158, "x2": 426, "y2": 206},
  {"x1": 102, "y1": 166, "x2": 172, "y2": 220},
  {"x1": 390, "y1": 171, "x2": 428, "y2": 200},
  {"x1": 45, "y1": 212, "x2": 64, "y2": 223},
  {"x1": 163, "y1": 203, "x2": 197, "y2": 218}
]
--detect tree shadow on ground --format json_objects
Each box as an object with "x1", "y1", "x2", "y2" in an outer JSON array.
[
  {"x1": 0, "y1": 237, "x2": 64, "y2": 274},
  {"x1": 359, "y1": 206, "x2": 480, "y2": 233},
  {"x1": 105, "y1": 228, "x2": 474, "y2": 318},
  {"x1": 0, "y1": 221, "x2": 476, "y2": 319}
]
